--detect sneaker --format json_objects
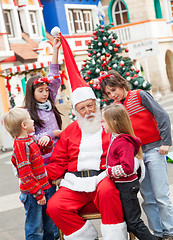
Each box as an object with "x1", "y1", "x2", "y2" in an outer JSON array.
[{"x1": 163, "y1": 236, "x2": 173, "y2": 240}]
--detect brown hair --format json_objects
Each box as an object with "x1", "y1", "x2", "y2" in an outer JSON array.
[
  {"x1": 102, "y1": 103, "x2": 143, "y2": 159},
  {"x1": 100, "y1": 70, "x2": 130, "y2": 97},
  {"x1": 3, "y1": 108, "x2": 29, "y2": 138},
  {"x1": 24, "y1": 75, "x2": 62, "y2": 129}
]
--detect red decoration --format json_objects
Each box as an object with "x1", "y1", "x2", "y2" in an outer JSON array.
[
  {"x1": 16, "y1": 84, "x2": 21, "y2": 93},
  {"x1": 106, "y1": 53, "x2": 110, "y2": 57},
  {"x1": 111, "y1": 39, "x2": 115, "y2": 43},
  {"x1": 133, "y1": 74, "x2": 138, "y2": 78},
  {"x1": 108, "y1": 67, "x2": 112, "y2": 70},
  {"x1": 87, "y1": 70, "x2": 91, "y2": 75},
  {"x1": 114, "y1": 48, "x2": 119, "y2": 52},
  {"x1": 136, "y1": 69, "x2": 140, "y2": 73},
  {"x1": 131, "y1": 68, "x2": 135, "y2": 71},
  {"x1": 104, "y1": 42, "x2": 108, "y2": 46},
  {"x1": 102, "y1": 57, "x2": 106, "y2": 61},
  {"x1": 115, "y1": 43, "x2": 120, "y2": 47},
  {"x1": 93, "y1": 31, "x2": 97, "y2": 35},
  {"x1": 33, "y1": 77, "x2": 50, "y2": 86},
  {"x1": 60, "y1": 70, "x2": 68, "y2": 85},
  {"x1": 101, "y1": 25, "x2": 104, "y2": 29},
  {"x1": 126, "y1": 72, "x2": 130, "y2": 76},
  {"x1": 93, "y1": 51, "x2": 97, "y2": 54},
  {"x1": 83, "y1": 63, "x2": 86, "y2": 67},
  {"x1": 94, "y1": 36, "x2": 98, "y2": 40},
  {"x1": 120, "y1": 63, "x2": 124, "y2": 67},
  {"x1": 88, "y1": 40, "x2": 91, "y2": 45},
  {"x1": 85, "y1": 76, "x2": 89, "y2": 80},
  {"x1": 96, "y1": 85, "x2": 101, "y2": 90},
  {"x1": 100, "y1": 29, "x2": 104, "y2": 33},
  {"x1": 125, "y1": 48, "x2": 129, "y2": 53},
  {"x1": 111, "y1": 23, "x2": 114, "y2": 25},
  {"x1": 83, "y1": 59, "x2": 86, "y2": 62},
  {"x1": 88, "y1": 53, "x2": 91, "y2": 57}
]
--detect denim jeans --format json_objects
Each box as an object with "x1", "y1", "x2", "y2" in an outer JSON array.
[
  {"x1": 116, "y1": 179, "x2": 155, "y2": 240},
  {"x1": 140, "y1": 147, "x2": 173, "y2": 237},
  {"x1": 20, "y1": 188, "x2": 55, "y2": 240}
]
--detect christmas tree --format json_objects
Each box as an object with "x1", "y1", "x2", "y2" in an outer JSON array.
[{"x1": 81, "y1": 23, "x2": 151, "y2": 106}]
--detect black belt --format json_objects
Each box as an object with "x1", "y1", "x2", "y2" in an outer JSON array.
[{"x1": 70, "y1": 169, "x2": 104, "y2": 178}]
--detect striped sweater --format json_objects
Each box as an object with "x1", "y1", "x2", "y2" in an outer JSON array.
[{"x1": 11, "y1": 135, "x2": 52, "y2": 200}]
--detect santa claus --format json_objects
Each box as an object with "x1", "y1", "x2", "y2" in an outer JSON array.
[{"x1": 46, "y1": 28, "x2": 127, "y2": 240}]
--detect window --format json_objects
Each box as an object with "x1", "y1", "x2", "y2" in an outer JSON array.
[
  {"x1": 68, "y1": 9, "x2": 93, "y2": 34},
  {"x1": 112, "y1": 0, "x2": 129, "y2": 25},
  {"x1": 4, "y1": 10, "x2": 14, "y2": 37},
  {"x1": 29, "y1": 11, "x2": 38, "y2": 35},
  {"x1": 168, "y1": 0, "x2": 173, "y2": 20}
]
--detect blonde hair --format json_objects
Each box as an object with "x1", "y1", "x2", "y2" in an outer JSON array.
[
  {"x1": 102, "y1": 103, "x2": 143, "y2": 159},
  {"x1": 3, "y1": 108, "x2": 29, "y2": 138}
]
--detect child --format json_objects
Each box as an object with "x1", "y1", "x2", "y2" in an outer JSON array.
[
  {"x1": 3, "y1": 107, "x2": 55, "y2": 240},
  {"x1": 100, "y1": 70, "x2": 173, "y2": 240},
  {"x1": 102, "y1": 103, "x2": 156, "y2": 240},
  {"x1": 24, "y1": 34, "x2": 62, "y2": 239}
]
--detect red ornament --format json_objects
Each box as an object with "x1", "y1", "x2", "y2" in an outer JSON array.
[
  {"x1": 136, "y1": 69, "x2": 140, "y2": 73},
  {"x1": 111, "y1": 39, "x2": 115, "y2": 43},
  {"x1": 93, "y1": 51, "x2": 97, "y2": 54},
  {"x1": 104, "y1": 42, "x2": 108, "y2": 46},
  {"x1": 85, "y1": 76, "x2": 89, "y2": 80},
  {"x1": 81, "y1": 68, "x2": 83, "y2": 71},
  {"x1": 133, "y1": 74, "x2": 138, "y2": 78},
  {"x1": 101, "y1": 25, "x2": 104, "y2": 29},
  {"x1": 94, "y1": 36, "x2": 98, "y2": 40},
  {"x1": 88, "y1": 53, "x2": 91, "y2": 57},
  {"x1": 93, "y1": 31, "x2": 97, "y2": 35},
  {"x1": 89, "y1": 80, "x2": 93, "y2": 84},
  {"x1": 83, "y1": 59, "x2": 86, "y2": 62},
  {"x1": 88, "y1": 40, "x2": 91, "y2": 45},
  {"x1": 125, "y1": 48, "x2": 129, "y2": 53},
  {"x1": 102, "y1": 57, "x2": 106, "y2": 61},
  {"x1": 126, "y1": 72, "x2": 130, "y2": 76},
  {"x1": 16, "y1": 84, "x2": 21, "y2": 93},
  {"x1": 120, "y1": 63, "x2": 124, "y2": 67},
  {"x1": 83, "y1": 63, "x2": 86, "y2": 67},
  {"x1": 100, "y1": 29, "x2": 104, "y2": 33},
  {"x1": 108, "y1": 67, "x2": 112, "y2": 70},
  {"x1": 87, "y1": 70, "x2": 91, "y2": 75},
  {"x1": 131, "y1": 68, "x2": 135, "y2": 71},
  {"x1": 106, "y1": 53, "x2": 110, "y2": 57},
  {"x1": 114, "y1": 48, "x2": 119, "y2": 52},
  {"x1": 93, "y1": 84, "x2": 97, "y2": 89},
  {"x1": 115, "y1": 43, "x2": 119, "y2": 47},
  {"x1": 96, "y1": 85, "x2": 101, "y2": 90},
  {"x1": 111, "y1": 23, "x2": 114, "y2": 25}
]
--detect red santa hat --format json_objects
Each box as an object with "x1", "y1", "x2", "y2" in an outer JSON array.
[{"x1": 51, "y1": 26, "x2": 96, "y2": 108}]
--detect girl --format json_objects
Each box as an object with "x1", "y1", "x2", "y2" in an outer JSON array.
[
  {"x1": 23, "y1": 34, "x2": 62, "y2": 240},
  {"x1": 99, "y1": 70, "x2": 173, "y2": 240},
  {"x1": 102, "y1": 103, "x2": 156, "y2": 240}
]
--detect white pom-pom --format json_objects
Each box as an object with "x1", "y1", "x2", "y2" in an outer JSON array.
[{"x1": 51, "y1": 26, "x2": 61, "y2": 37}]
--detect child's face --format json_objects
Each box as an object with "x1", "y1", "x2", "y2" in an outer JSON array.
[
  {"x1": 104, "y1": 86, "x2": 127, "y2": 102},
  {"x1": 34, "y1": 84, "x2": 49, "y2": 103},
  {"x1": 101, "y1": 114, "x2": 111, "y2": 134},
  {"x1": 24, "y1": 113, "x2": 35, "y2": 134}
]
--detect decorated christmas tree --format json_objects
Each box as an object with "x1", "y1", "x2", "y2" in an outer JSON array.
[{"x1": 81, "y1": 23, "x2": 151, "y2": 106}]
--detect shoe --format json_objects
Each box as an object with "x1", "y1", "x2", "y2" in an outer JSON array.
[
  {"x1": 155, "y1": 237, "x2": 163, "y2": 240},
  {"x1": 163, "y1": 236, "x2": 173, "y2": 240}
]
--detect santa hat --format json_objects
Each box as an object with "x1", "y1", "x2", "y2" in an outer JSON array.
[{"x1": 51, "y1": 27, "x2": 96, "y2": 108}]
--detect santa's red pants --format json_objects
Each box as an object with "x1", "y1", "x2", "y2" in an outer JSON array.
[{"x1": 47, "y1": 177, "x2": 124, "y2": 236}]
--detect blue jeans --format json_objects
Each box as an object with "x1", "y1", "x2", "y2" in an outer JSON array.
[
  {"x1": 140, "y1": 147, "x2": 173, "y2": 237},
  {"x1": 20, "y1": 188, "x2": 55, "y2": 240}
]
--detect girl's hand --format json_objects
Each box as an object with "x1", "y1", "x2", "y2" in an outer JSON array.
[
  {"x1": 38, "y1": 136, "x2": 50, "y2": 146},
  {"x1": 37, "y1": 196, "x2": 46, "y2": 205},
  {"x1": 158, "y1": 145, "x2": 170, "y2": 155},
  {"x1": 53, "y1": 129, "x2": 62, "y2": 138},
  {"x1": 53, "y1": 34, "x2": 61, "y2": 50}
]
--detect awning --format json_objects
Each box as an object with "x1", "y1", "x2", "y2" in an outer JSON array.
[{"x1": 1, "y1": 61, "x2": 50, "y2": 76}]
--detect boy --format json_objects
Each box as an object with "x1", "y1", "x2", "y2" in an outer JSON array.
[{"x1": 4, "y1": 107, "x2": 55, "y2": 240}]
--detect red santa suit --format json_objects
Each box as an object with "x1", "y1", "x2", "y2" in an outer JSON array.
[{"x1": 46, "y1": 120, "x2": 127, "y2": 240}]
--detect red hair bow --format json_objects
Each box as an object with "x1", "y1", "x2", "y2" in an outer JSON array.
[
  {"x1": 33, "y1": 77, "x2": 51, "y2": 86},
  {"x1": 98, "y1": 74, "x2": 112, "y2": 84}
]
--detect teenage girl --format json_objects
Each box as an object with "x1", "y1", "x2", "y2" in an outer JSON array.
[
  {"x1": 102, "y1": 103, "x2": 156, "y2": 240},
  {"x1": 24, "y1": 34, "x2": 62, "y2": 240},
  {"x1": 100, "y1": 70, "x2": 173, "y2": 240}
]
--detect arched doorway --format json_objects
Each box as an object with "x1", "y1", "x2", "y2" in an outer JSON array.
[{"x1": 165, "y1": 50, "x2": 173, "y2": 91}]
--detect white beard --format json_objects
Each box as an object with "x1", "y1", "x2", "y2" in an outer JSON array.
[{"x1": 75, "y1": 105, "x2": 102, "y2": 134}]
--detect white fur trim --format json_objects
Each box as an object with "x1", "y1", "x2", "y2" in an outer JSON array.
[
  {"x1": 77, "y1": 128, "x2": 102, "y2": 171},
  {"x1": 60, "y1": 171, "x2": 106, "y2": 192},
  {"x1": 64, "y1": 220, "x2": 98, "y2": 240},
  {"x1": 72, "y1": 87, "x2": 96, "y2": 108},
  {"x1": 101, "y1": 222, "x2": 128, "y2": 240},
  {"x1": 139, "y1": 159, "x2": 145, "y2": 183},
  {"x1": 51, "y1": 26, "x2": 61, "y2": 37}
]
